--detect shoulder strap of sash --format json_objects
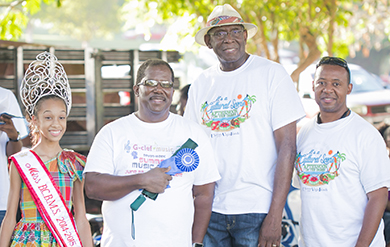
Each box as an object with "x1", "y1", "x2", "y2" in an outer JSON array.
[{"x1": 10, "y1": 150, "x2": 83, "y2": 247}]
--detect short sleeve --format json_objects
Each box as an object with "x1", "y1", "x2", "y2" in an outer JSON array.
[
  {"x1": 59, "y1": 149, "x2": 86, "y2": 182},
  {"x1": 190, "y1": 124, "x2": 221, "y2": 186},
  {"x1": 0, "y1": 88, "x2": 29, "y2": 138},
  {"x1": 83, "y1": 124, "x2": 116, "y2": 175},
  {"x1": 269, "y1": 66, "x2": 305, "y2": 131},
  {"x1": 359, "y1": 129, "x2": 390, "y2": 193}
]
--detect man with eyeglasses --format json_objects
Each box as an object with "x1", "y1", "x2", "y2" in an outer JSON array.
[
  {"x1": 184, "y1": 4, "x2": 305, "y2": 247},
  {"x1": 84, "y1": 59, "x2": 220, "y2": 247},
  {"x1": 293, "y1": 56, "x2": 390, "y2": 246}
]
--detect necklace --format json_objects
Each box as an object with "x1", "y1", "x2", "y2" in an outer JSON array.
[{"x1": 317, "y1": 108, "x2": 351, "y2": 124}]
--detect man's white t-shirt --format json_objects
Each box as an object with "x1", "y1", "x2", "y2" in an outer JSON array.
[
  {"x1": 184, "y1": 55, "x2": 305, "y2": 214},
  {"x1": 0, "y1": 87, "x2": 28, "y2": 211},
  {"x1": 294, "y1": 112, "x2": 390, "y2": 247},
  {"x1": 84, "y1": 113, "x2": 220, "y2": 247}
]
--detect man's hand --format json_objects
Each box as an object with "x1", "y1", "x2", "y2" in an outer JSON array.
[
  {"x1": 256, "y1": 121, "x2": 297, "y2": 247},
  {"x1": 0, "y1": 114, "x2": 19, "y2": 140},
  {"x1": 85, "y1": 167, "x2": 173, "y2": 201},
  {"x1": 0, "y1": 114, "x2": 23, "y2": 157},
  {"x1": 142, "y1": 167, "x2": 172, "y2": 193},
  {"x1": 258, "y1": 213, "x2": 281, "y2": 247},
  {"x1": 355, "y1": 187, "x2": 388, "y2": 247}
]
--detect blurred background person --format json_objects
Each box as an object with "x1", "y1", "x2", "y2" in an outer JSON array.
[
  {"x1": 177, "y1": 84, "x2": 190, "y2": 116},
  {"x1": 0, "y1": 86, "x2": 28, "y2": 227},
  {"x1": 377, "y1": 121, "x2": 390, "y2": 247}
]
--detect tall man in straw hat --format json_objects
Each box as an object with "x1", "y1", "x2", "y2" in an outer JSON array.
[{"x1": 184, "y1": 4, "x2": 306, "y2": 247}]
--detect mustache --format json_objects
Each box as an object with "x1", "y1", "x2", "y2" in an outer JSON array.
[{"x1": 149, "y1": 93, "x2": 167, "y2": 100}]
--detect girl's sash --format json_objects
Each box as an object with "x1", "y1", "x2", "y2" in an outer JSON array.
[{"x1": 11, "y1": 150, "x2": 83, "y2": 247}]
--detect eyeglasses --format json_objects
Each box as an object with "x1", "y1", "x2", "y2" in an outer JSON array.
[
  {"x1": 316, "y1": 56, "x2": 351, "y2": 82},
  {"x1": 316, "y1": 56, "x2": 348, "y2": 69},
  {"x1": 208, "y1": 29, "x2": 246, "y2": 40},
  {"x1": 138, "y1": 78, "x2": 174, "y2": 88}
]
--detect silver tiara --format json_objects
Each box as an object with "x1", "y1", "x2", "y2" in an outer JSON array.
[{"x1": 20, "y1": 52, "x2": 72, "y2": 117}]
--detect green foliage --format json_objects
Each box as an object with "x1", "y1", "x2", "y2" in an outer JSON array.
[
  {"x1": 0, "y1": 0, "x2": 121, "y2": 43},
  {"x1": 123, "y1": 0, "x2": 356, "y2": 57},
  {"x1": 342, "y1": 0, "x2": 390, "y2": 54},
  {"x1": 2, "y1": 0, "x2": 390, "y2": 59},
  {"x1": 0, "y1": 11, "x2": 27, "y2": 40},
  {"x1": 25, "y1": 0, "x2": 42, "y2": 15},
  {"x1": 0, "y1": 0, "x2": 59, "y2": 40},
  {"x1": 35, "y1": 0, "x2": 122, "y2": 42}
]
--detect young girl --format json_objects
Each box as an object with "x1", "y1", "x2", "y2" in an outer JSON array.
[{"x1": 0, "y1": 52, "x2": 93, "y2": 247}]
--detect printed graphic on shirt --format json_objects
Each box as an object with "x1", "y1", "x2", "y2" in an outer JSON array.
[
  {"x1": 200, "y1": 94, "x2": 256, "y2": 131},
  {"x1": 295, "y1": 149, "x2": 346, "y2": 186},
  {"x1": 123, "y1": 141, "x2": 179, "y2": 176}
]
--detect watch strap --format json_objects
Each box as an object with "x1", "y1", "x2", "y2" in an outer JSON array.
[{"x1": 9, "y1": 131, "x2": 20, "y2": 142}]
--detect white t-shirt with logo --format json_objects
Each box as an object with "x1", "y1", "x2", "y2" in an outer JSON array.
[
  {"x1": 84, "y1": 113, "x2": 220, "y2": 247},
  {"x1": 184, "y1": 55, "x2": 305, "y2": 214},
  {"x1": 294, "y1": 112, "x2": 390, "y2": 247}
]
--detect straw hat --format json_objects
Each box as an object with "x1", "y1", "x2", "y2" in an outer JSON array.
[{"x1": 195, "y1": 4, "x2": 258, "y2": 46}]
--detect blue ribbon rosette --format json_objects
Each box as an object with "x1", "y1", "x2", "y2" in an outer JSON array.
[
  {"x1": 130, "y1": 138, "x2": 199, "y2": 239},
  {"x1": 159, "y1": 148, "x2": 199, "y2": 176}
]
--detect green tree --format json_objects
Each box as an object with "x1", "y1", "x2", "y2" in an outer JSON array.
[
  {"x1": 3, "y1": 0, "x2": 390, "y2": 78},
  {"x1": 342, "y1": 0, "x2": 390, "y2": 58},
  {"x1": 34, "y1": 0, "x2": 123, "y2": 47},
  {"x1": 0, "y1": 0, "x2": 61, "y2": 40},
  {"x1": 124, "y1": 0, "x2": 355, "y2": 82}
]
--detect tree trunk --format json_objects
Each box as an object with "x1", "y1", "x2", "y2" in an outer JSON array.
[
  {"x1": 257, "y1": 19, "x2": 271, "y2": 59},
  {"x1": 290, "y1": 27, "x2": 321, "y2": 85},
  {"x1": 272, "y1": 28, "x2": 279, "y2": 63},
  {"x1": 241, "y1": 10, "x2": 270, "y2": 58},
  {"x1": 326, "y1": 0, "x2": 337, "y2": 56},
  {"x1": 271, "y1": 10, "x2": 279, "y2": 63}
]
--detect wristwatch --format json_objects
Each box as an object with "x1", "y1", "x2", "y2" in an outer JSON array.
[
  {"x1": 9, "y1": 131, "x2": 21, "y2": 142},
  {"x1": 192, "y1": 243, "x2": 204, "y2": 247}
]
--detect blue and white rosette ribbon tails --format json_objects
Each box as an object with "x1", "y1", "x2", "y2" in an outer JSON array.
[{"x1": 130, "y1": 138, "x2": 199, "y2": 239}]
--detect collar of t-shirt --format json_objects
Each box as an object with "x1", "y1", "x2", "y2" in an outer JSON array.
[{"x1": 317, "y1": 108, "x2": 351, "y2": 124}]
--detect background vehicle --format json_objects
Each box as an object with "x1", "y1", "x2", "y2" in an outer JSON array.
[{"x1": 287, "y1": 63, "x2": 390, "y2": 126}]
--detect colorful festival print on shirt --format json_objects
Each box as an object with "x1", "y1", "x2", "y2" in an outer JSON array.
[
  {"x1": 295, "y1": 149, "x2": 346, "y2": 186},
  {"x1": 200, "y1": 94, "x2": 256, "y2": 131}
]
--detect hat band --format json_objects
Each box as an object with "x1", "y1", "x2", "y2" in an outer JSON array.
[{"x1": 206, "y1": 16, "x2": 244, "y2": 27}]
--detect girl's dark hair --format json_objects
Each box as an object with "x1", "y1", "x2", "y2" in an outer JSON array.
[{"x1": 28, "y1": 95, "x2": 67, "y2": 146}]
